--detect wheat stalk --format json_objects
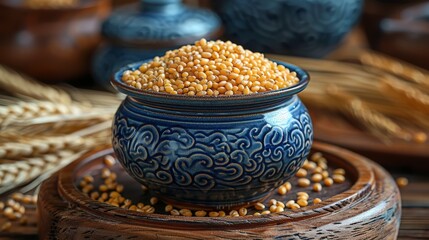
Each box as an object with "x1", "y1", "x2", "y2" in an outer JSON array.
[
  {"x1": 380, "y1": 77, "x2": 429, "y2": 115},
  {"x1": 327, "y1": 87, "x2": 412, "y2": 142},
  {"x1": 0, "y1": 65, "x2": 72, "y2": 104},
  {"x1": 358, "y1": 50, "x2": 429, "y2": 88},
  {"x1": 0, "y1": 150, "x2": 86, "y2": 195}
]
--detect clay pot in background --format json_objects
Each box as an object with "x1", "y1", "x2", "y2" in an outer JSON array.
[
  {"x1": 363, "y1": 1, "x2": 429, "y2": 69},
  {"x1": 213, "y1": 0, "x2": 363, "y2": 58},
  {"x1": 0, "y1": 0, "x2": 111, "y2": 84},
  {"x1": 92, "y1": 0, "x2": 222, "y2": 91}
]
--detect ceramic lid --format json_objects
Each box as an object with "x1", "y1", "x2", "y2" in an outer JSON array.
[{"x1": 102, "y1": 0, "x2": 222, "y2": 46}]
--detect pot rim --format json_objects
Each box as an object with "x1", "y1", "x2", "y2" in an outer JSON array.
[
  {"x1": 0, "y1": 0, "x2": 109, "y2": 12},
  {"x1": 111, "y1": 59, "x2": 310, "y2": 107}
]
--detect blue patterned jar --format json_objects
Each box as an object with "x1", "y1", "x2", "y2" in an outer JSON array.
[
  {"x1": 111, "y1": 60, "x2": 313, "y2": 210},
  {"x1": 92, "y1": 0, "x2": 222, "y2": 90},
  {"x1": 214, "y1": 0, "x2": 363, "y2": 58}
]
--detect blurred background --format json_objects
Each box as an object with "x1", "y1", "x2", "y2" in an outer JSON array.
[{"x1": 1, "y1": 0, "x2": 428, "y2": 86}]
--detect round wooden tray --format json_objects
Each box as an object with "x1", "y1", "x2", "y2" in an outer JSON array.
[{"x1": 38, "y1": 141, "x2": 401, "y2": 239}]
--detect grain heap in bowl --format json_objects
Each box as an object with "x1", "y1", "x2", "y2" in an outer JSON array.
[{"x1": 121, "y1": 39, "x2": 300, "y2": 96}]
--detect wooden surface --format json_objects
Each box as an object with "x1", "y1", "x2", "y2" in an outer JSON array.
[
  {"x1": 33, "y1": 142, "x2": 401, "y2": 239},
  {"x1": 2, "y1": 144, "x2": 428, "y2": 239}
]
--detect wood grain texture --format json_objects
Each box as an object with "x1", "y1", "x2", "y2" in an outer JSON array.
[{"x1": 37, "y1": 142, "x2": 401, "y2": 239}]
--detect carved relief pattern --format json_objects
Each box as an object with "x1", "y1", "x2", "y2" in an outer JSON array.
[{"x1": 112, "y1": 109, "x2": 313, "y2": 192}]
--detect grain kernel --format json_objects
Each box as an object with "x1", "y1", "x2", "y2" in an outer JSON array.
[
  {"x1": 332, "y1": 174, "x2": 345, "y2": 183},
  {"x1": 296, "y1": 168, "x2": 307, "y2": 177},
  {"x1": 310, "y1": 152, "x2": 323, "y2": 161},
  {"x1": 311, "y1": 173, "x2": 323, "y2": 183},
  {"x1": 286, "y1": 200, "x2": 295, "y2": 208},
  {"x1": 291, "y1": 204, "x2": 301, "y2": 210},
  {"x1": 170, "y1": 209, "x2": 180, "y2": 216},
  {"x1": 313, "y1": 183, "x2": 322, "y2": 192},
  {"x1": 283, "y1": 181, "x2": 292, "y2": 191},
  {"x1": 274, "y1": 206, "x2": 284, "y2": 213},
  {"x1": 297, "y1": 199, "x2": 308, "y2": 207},
  {"x1": 396, "y1": 177, "x2": 408, "y2": 188},
  {"x1": 269, "y1": 205, "x2": 277, "y2": 212},
  {"x1": 313, "y1": 198, "x2": 322, "y2": 204},
  {"x1": 297, "y1": 178, "x2": 310, "y2": 187},
  {"x1": 218, "y1": 211, "x2": 226, "y2": 217},
  {"x1": 254, "y1": 202, "x2": 265, "y2": 211},
  {"x1": 261, "y1": 210, "x2": 271, "y2": 215},
  {"x1": 324, "y1": 177, "x2": 334, "y2": 187},
  {"x1": 165, "y1": 204, "x2": 173, "y2": 212},
  {"x1": 268, "y1": 199, "x2": 277, "y2": 206},
  {"x1": 277, "y1": 185, "x2": 287, "y2": 195},
  {"x1": 333, "y1": 168, "x2": 346, "y2": 175},
  {"x1": 238, "y1": 207, "x2": 247, "y2": 216},
  {"x1": 12, "y1": 193, "x2": 24, "y2": 202},
  {"x1": 195, "y1": 210, "x2": 207, "y2": 217},
  {"x1": 103, "y1": 155, "x2": 116, "y2": 167},
  {"x1": 209, "y1": 211, "x2": 220, "y2": 217},
  {"x1": 150, "y1": 197, "x2": 158, "y2": 205}
]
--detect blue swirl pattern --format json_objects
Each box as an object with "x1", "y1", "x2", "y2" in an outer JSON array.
[
  {"x1": 112, "y1": 96, "x2": 313, "y2": 208},
  {"x1": 215, "y1": 0, "x2": 363, "y2": 57}
]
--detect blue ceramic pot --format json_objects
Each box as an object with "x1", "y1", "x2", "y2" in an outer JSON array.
[
  {"x1": 214, "y1": 0, "x2": 363, "y2": 58},
  {"x1": 111, "y1": 61, "x2": 313, "y2": 209},
  {"x1": 92, "y1": 0, "x2": 222, "y2": 90}
]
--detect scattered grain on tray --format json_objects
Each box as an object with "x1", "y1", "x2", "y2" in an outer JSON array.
[
  {"x1": 180, "y1": 209, "x2": 192, "y2": 217},
  {"x1": 324, "y1": 177, "x2": 334, "y2": 187},
  {"x1": 312, "y1": 166, "x2": 323, "y2": 174},
  {"x1": 103, "y1": 155, "x2": 116, "y2": 167},
  {"x1": 150, "y1": 197, "x2": 158, "y2": 205},
  {"x1": 313, "y1": 198, "x2": 322, "y2": 204},
  {"x1": 254, "y1": 202, "x2": 265, "y2": 211},
  {"x1": 170, "y1": 209, "x2": 180, "y2": 216},
  {"x1": 286, "y1": 200, "x2": 295, "y2": 209},
  {"x1": 295, "y1": 168, "x2": 307, "y2": 178},
  {"x1": 332, "y1": 174, "x2": 345, "y2": 183},
  {"x1": 302, "y1": 161, "x2": 316, "y2": 170},
  {"x1": 321, "y1": 170, "x2": 329, "y2": 179},
  {"x1": 297, "y1": 178, "x2": 310, "y2": 187},
  {"x1": 296, "y1": 192, "x2": 309, "y2": 199},
  {"x1": 195, "y1": 210, "x2": 207, "y2": 217},
  {"x1": 413, "y1": 132, "x2": 427, "y2": 143},
  {"x1": 311, "y1": 173, "x2": 323, "y2": 183},
  {"x1": 229, "y1": 210, "x2": 239, "y2": 217},
  {"x1": 318, "y1": 161, "x2": 328, "y2": 170},
  {"x1": 276, "y1": 201, "x2": 285, "y2": 208},
  {"x1": 83, "y1": 175, "x2": 94, "y2": 183},
  {"x1": 277, "y1": 185, "x2": 287, "y2": 195},
  {"x1": 268, "y1": 199, "x2": 277, "y2": 206},
  {"x1": 313, "y1": 183, "x2": 322, "y2": 192},
  {"x1": 238, "y1": 207, "x2": 247, "y2": 216},
  {"x1": 122, "y1": 39, "x2": 300, "y2": 96},
  {"x1": 11, "y1": 193, "x2": 24, "y2": 202},
  {"x1": 283, "y1": 181, "x2": 292, "y2": 191},
  {"x1": 291, "y1": 204, "x2": 301, "y2": 210},
  {"x1": 165, "y1": 204, "x2": 173, "y2": 212},
  {"x1": 209, "y1": 211, "x2": 220, "y2": 217},
  {"x1": 396, "y1": 177, "x2": 408, "y2": 188},
  {"x1": 333, "y1": 168, "x2": 346, "y2": 175}
]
